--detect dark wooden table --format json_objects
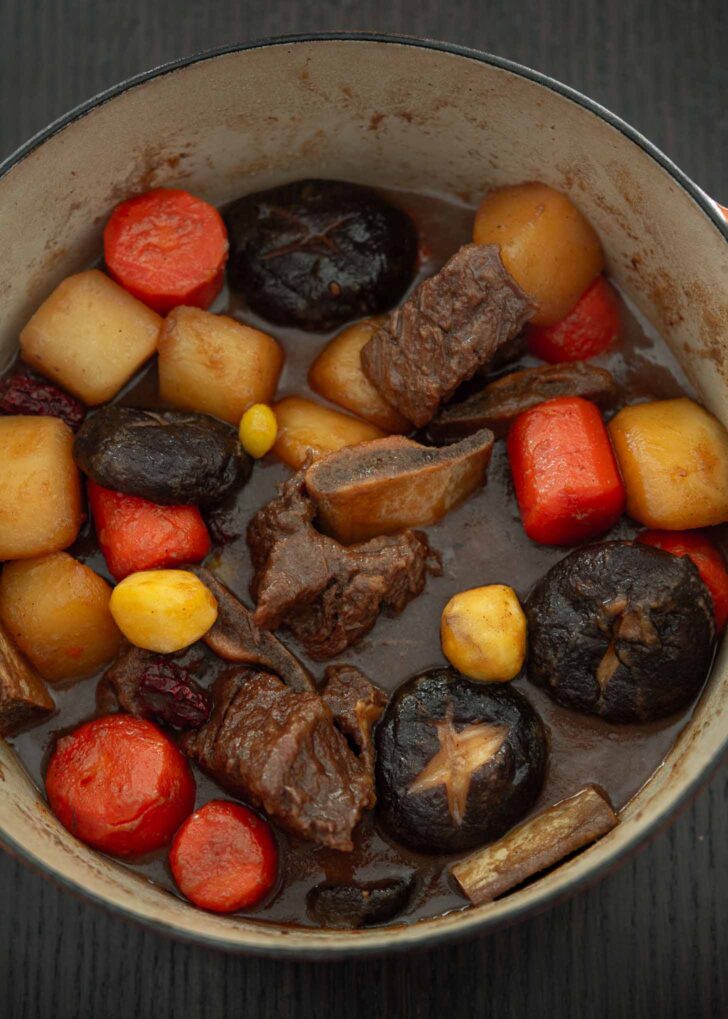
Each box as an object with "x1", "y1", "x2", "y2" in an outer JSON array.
[{"x1": 1, "y1": 3, "x2": 726, "y2": 1017}]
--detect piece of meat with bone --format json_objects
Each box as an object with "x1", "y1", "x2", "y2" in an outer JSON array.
[
  {"x1": 360, "y1": 243, "x2": 536, "y2": 427},
  {"x1": 191, "y1": 566, "x2": 315, "y2": 692},
  {"x1": 321, "y1": 664, "x2": 387, "y2": 771},
  {"x1": 181, "y1": 667, "x2": 375, "y2": 850},
  {"x1": 304, "y1": 430, "x2": 494, "y2": 544},
  {"x1": 428, "y1": 361, "x2": 617, "y2": 441},
  {"x1": 247, "y1": 468, "x2": 441, "y2": 660}
]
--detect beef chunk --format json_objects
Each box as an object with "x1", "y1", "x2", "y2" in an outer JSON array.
[
  {"x1": 360, "y1": 244, "x2": 535, "y2": 427},
  {"x1": 429, "y1": 362, "x2": 617, "y2": 441},
  {"x1": 321, "y1": 664, "x2": 387, "y2": 771},
  {"x1": 181, "y1": 668, "x2": 374, "y2": 850},
  {"x1": 526, "y1": 541, "x2": 715, "y2": 722},
  {"x1": 191, "y1": 567, "x2": 315, "y2": 692},
  {"x1": 304, "y1": 430, "x2": 494, "y2": 543},
  {"x1": 247, "y1": 469, "x2": 441, "y2": 659},
  {"x1": 0, "y1": 621, "x2": 54, "y2": 736}
]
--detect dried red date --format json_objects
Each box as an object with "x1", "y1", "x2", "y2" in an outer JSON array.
[
  {"x1": 137, "y1": 659, "x2": 212, "y2": 730},
  {"x1": 0, "y1": 370, "x2": 85, "y2": 430}
]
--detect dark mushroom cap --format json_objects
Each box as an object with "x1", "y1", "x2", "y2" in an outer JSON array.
[
  {"x1": 526, "y1": 541, "x2": 715, "y2": 723},
  {"x1": 74, "y1": 406, "x2": 250, "y2": 506},
  {"x1": 306, "y1": 875, "x2": 416, "y2": 929},
  {"x1": 224, "y1": 179, "x2": 418, "y2": 332},
  {"x1": 375, "y1": 668, "x2": 548, "y2": 853}
]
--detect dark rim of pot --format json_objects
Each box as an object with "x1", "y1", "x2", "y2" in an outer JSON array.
[{"x1": 0, "y1": 33, "x2": 726, "y2": 959}]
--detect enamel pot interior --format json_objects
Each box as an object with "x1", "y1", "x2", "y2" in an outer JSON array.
[{"x1": 0, "y1": 36, "x2": 727, "y2": 957}]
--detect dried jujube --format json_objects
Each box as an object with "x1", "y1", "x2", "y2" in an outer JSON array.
[
  {"x1": 224, "y1": 179, "x2": 418, "y2": 331},
  {"x1": 375, "y1": 668, "x2": 547, "y2": 853},
  {"x1": 526, "y1": 541, "x2": 715, "y2": 722}
]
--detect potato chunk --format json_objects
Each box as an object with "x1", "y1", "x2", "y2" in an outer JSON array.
[
  {"x1": 473, "y1": 182, "x2": 604, "y2": 326},
  {"x1": 441, "y1": 585, "x2": 527, "y2": 682},
  {"x1": 272, "y1": 396, "x2": 384, "y2": 470},
  {"x1": 158, "y1": 307, "x2": 284, "y2": 425},
  {"x1": 609, "y1": 398, "x2": 728, "y2": 528},
  {"x1": 308, "y1": 320, "x2": 410, "y2": 433},
  {"x1": 20, "y1": 269, "x2": 161, "y2": 405},
  {"x1": 0, "y1": 553, "x2": 122, "y2": 683},
  {"x1": 0, "y1": 416, "x2": 82, "y2": 559}
]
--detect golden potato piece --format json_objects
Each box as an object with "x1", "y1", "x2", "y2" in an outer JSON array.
[
  {"x1": 20, "y1": 269, "x2": 161, "y2": 405},
  {"x1": 110, "y1": 569, "x2": 218, "y2": 653},
  {"x1": 0, "y1": 553, "x2": 122, "y2": 683},
  {"x1": 0, "y1": 416, "x2": 82, "y2": 560},
  {"x1": 158, "y1": 307, "x2": 284, "y2": 425},
  {"x1": 272, "y1": 396, "x2": 384, "y2": 470},
  {"x1": 608, "y1": 397, "x2": 728, "y2": 529},
  {"x1": 308, "y1": 319, "x2": 410, "y2": 433},
  {"x1": 473, "y1": 182, "x2": 604, "y2": 326},
  {"x1": 441, "y1": 584, "x2": 527, "y2": 682}
]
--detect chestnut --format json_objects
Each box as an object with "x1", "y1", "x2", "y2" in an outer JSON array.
[
  {"x1": 375, "y1": 668, "x2": 548, "y2": 853},
  {"x1": 526, "y1": 541, "x2": 715, "y2": 723}
]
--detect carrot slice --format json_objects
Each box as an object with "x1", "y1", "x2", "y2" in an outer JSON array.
[
  {"x1": 88, "y1": 481, "x2": 211, "y2": 581},
  {"x1": 507, "y1": 395, "x2": 625, "y2": 545},
  {"x1": 104, "y1": 188, "x2": 228, "y2": 313},
  {"x1": 526, "y1": 276, "x2": 620, "y2": 363},
  {"x1": 637, "y1": 529, "x2": 728, "y2": 632},
  {"x1": 45, "y1": 714, "x2": 195, "y2": 857},
  {"x1": 170, "y1": 800, "x2": 278, "y2": 913}
]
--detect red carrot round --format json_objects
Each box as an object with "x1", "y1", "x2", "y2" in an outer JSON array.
[
  {"x1": 526, "y1": 276, "x2": 620, "y2": 363},
  {"x1": 637, "y1": 529, "x2": 728, "y2": 632},
  {"x1": 170, "y1": 800, "x2": 278, "y2": 913},
  {"x1": 45, "y1": 715, "x2": 195, "y2": 857},
  {"x1": 104, "y1": 188, "x2": 228, "y2": 313}
]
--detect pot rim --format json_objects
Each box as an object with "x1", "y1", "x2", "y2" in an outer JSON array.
[{"x1": 1, "y1": 32, "x2": 726, "y2": 958}]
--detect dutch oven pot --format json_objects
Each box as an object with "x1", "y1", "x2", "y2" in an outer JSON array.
[{"x1": 0, "y1": 35, "x2": 726, "y2": 957}]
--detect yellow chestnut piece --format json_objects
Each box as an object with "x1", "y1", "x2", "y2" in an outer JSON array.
[
  {"x1": 472, "y1": 182, "x2": 604, "y2": 326},
  {"x1": 441, "y1": 584, "x2": 526, "y2": 683},
  {"x1": 110, "y1": 569, "x2": 218, "y2": 653},
  {"x1": 239, "y1": 403, "x2": 278, "y2": 459},
  {"x1": 608, "y1": 397, "x2": 728, "y2": 529}
]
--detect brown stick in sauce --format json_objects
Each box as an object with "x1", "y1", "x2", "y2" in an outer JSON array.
[
  {"x1": 451, "y1": 784, "x2": 619, "y2": 905},
  {"x1": 0, "y1": 621, "x2": 55, "y2": 736}
]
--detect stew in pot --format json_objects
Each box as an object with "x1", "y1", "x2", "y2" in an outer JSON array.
[{"x1": 2, "y1": 177, "x2": 726, "y2": 928}]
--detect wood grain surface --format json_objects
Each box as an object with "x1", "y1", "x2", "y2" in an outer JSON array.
[{"x1": 0, "y1": 2, "x2": 726, "y2": 1017}]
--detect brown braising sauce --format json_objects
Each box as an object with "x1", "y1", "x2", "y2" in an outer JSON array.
[{"x1": 8, "y1": 189, "x2": 716, "y2": 927}]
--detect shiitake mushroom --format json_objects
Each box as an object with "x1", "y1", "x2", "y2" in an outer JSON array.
[
  {"x1": 224, "y1": 179, "x2": 418, "y2": 331},
  {"x1": 306, "y1": 875, "x2": 416, "y2": 929},
  {"x1": 526, "y1": 541, "x2": 715, "y2": 723},
  {"x1": 74, "y1": 406, "x2": 251, "y2": 506},
  {"x1": 375, "y1": 668, "x2": 548, "y2": 853}
]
